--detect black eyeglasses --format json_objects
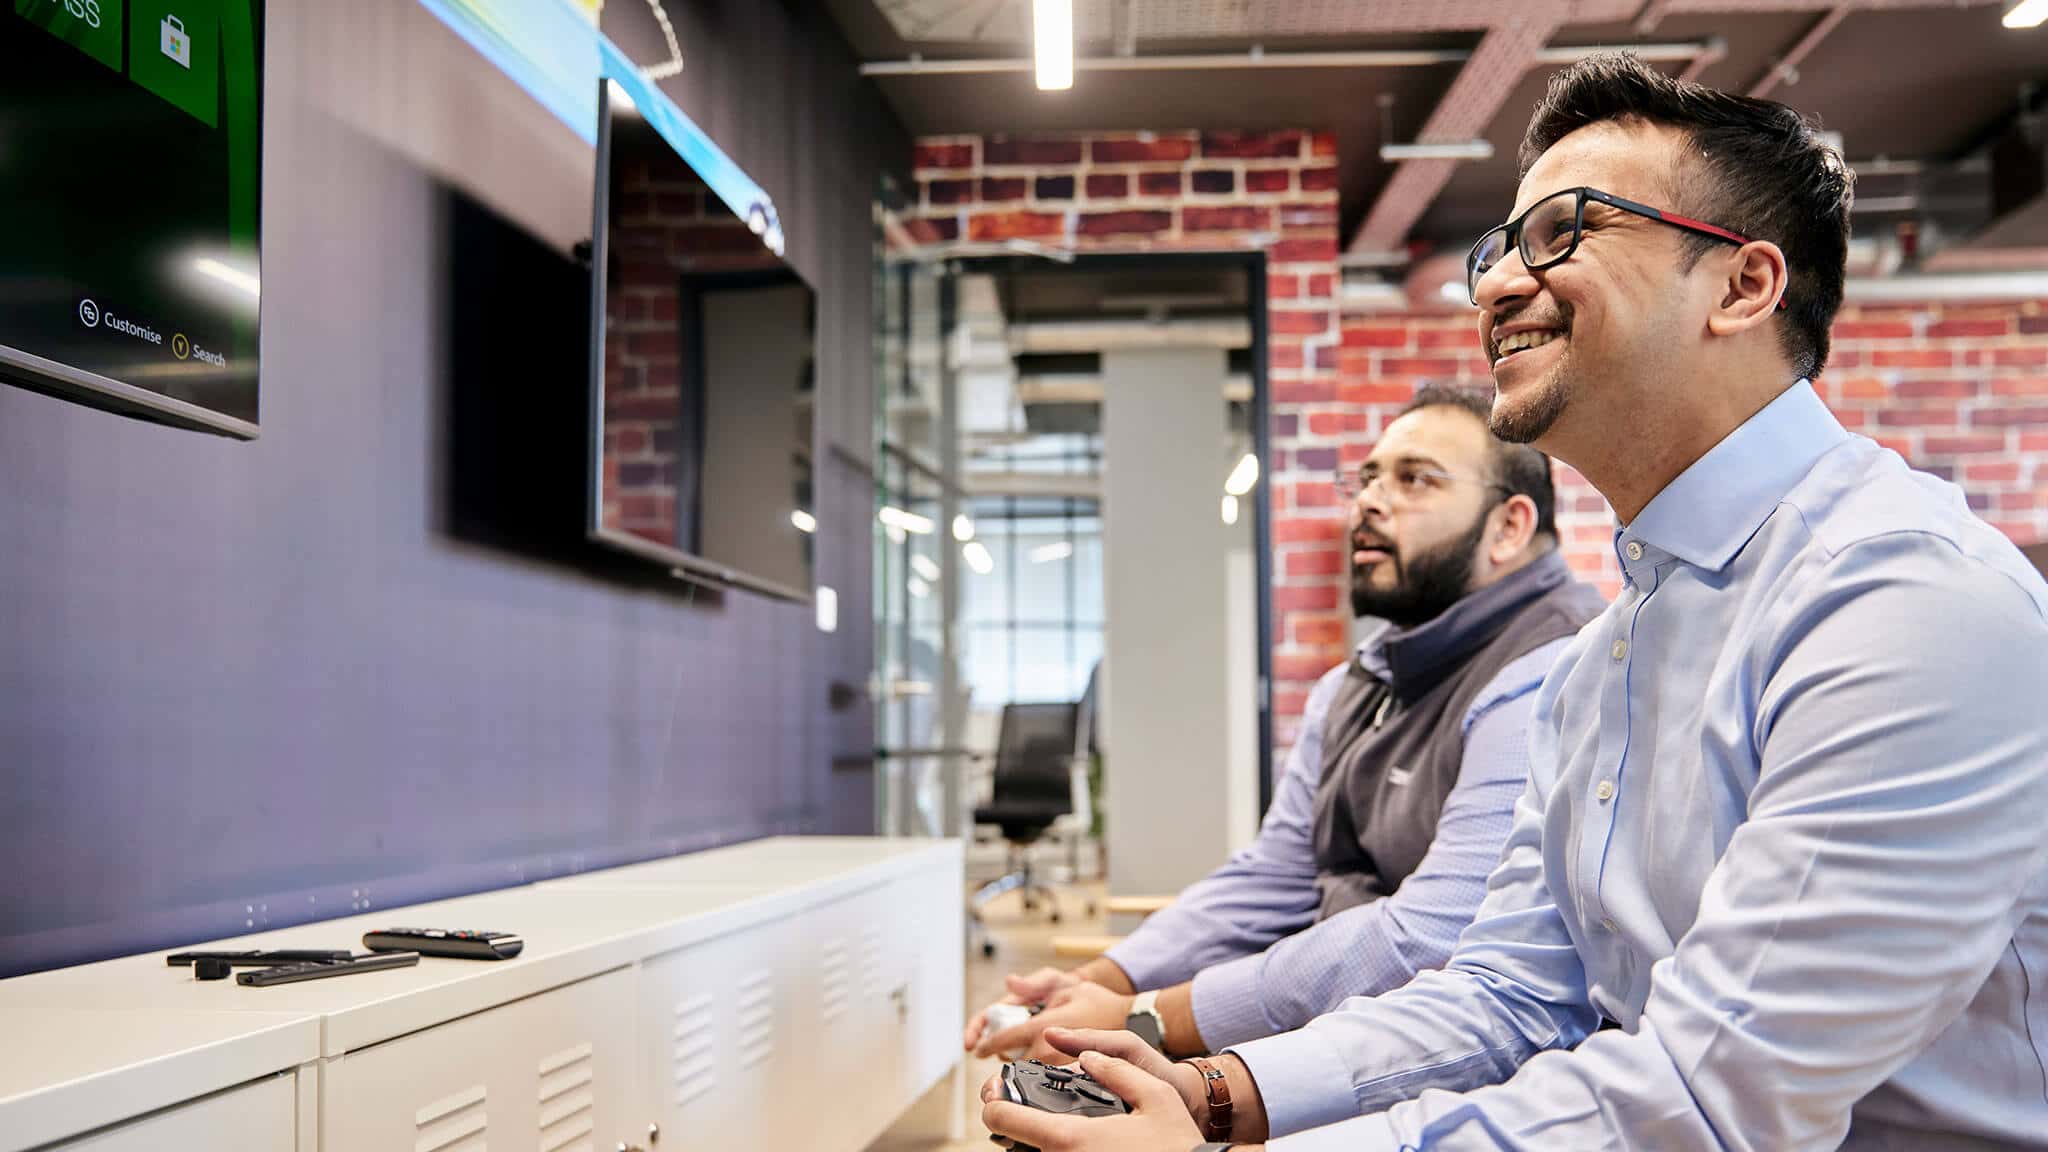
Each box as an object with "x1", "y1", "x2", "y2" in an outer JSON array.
[
  {"x1": 1334, "y1": 460, "x2": 1512, "y2": 506},
  {"x1": 1465, "y1": 186, "x2": 1784, "y2": 308}
]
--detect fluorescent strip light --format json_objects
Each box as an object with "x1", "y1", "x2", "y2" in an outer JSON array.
[
  {"x1": 1033, "y1": 0, "x2": 1073, "y2": 90},
  {"x1": 911, "y1": 554, "x2": 941, "y2": 582},
  {"x1": 1378, "y1": 140, "x2": 1494, "y2": 162},
  {"x1": 1221, "y1": 493, "x2": 1240, "y2": 525},
  {"x1": 952, "y1": 514, "x2": 976, "y2": 542},
  {"x1": 1029, "y1": 541, "x2": 1074, "y2": 564},
  {"x1": 1224, "y1": 453, "x2": 1260, "y2": 496},
  {"x1": 193, "y1": 257, "x2": 261, "y2": 299},
  {"x1": 2005, "y1": 0, "x2": 2048, "y2": 27},
  {"x1": 877, "y1": 505, "x2": 936, "y2": 535},
  {"x1": 963, "y1": 541, "x2": 995, "y2": 574},
  {"x1": 790, "y1": 509, "x2": 817, "y2": 533}
]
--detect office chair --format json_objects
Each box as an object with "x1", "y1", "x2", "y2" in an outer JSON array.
[{"x1": 970, "y1": 701, "x2": 1081, "y2": 954}]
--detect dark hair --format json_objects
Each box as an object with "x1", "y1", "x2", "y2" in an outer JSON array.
[
  {"x1": 1399, "y1": 385, "x2": 1558, "y2": 542},
  {"x1": 1519, "y1": 53, "x2": 1852, "y2": 381}
]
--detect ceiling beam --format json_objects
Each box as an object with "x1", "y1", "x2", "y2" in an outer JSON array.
[
  {"x1": 1747, "y1": 5, "x2": 1850, "y2": 99},
  {"x1": 1348, "y1": 17, "x2": 1561, "y2": 257}
]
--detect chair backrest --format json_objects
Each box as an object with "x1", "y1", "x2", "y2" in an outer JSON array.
[{"x1": 991, "y1": 701, "x2": 1079, "y2": 809}]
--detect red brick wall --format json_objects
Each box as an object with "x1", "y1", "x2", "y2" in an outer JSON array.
[
  {"x1": 912, "y1": 131, "x2": 1343, "y2": 748},
  {"x1": 910, "y1": 133, "x2": 2048, "y2": 751},
  {"x1": 602, "y1": 156, "x2": 779, "y2": 547}
]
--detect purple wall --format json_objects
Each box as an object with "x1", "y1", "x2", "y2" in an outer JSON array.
[{"x1": 0, "y1": 0, "x2": 892, "y2": 977}]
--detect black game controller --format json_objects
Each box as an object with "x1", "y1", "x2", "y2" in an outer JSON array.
[{"x1": 996, "y1": 1059, "x2": 1130, "y2": 1152}]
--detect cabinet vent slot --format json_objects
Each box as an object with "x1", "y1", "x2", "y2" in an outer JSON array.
[
  {"x1": 538, "y1": 1042, "x2": 595, "y2": 1152},
  {"x1": 861, "y1": 923, "x2": 886, "y2": 997},
  {"x1": 674, "y1": 992, "x2": 720, "y2": 1106},
  {"x1": 413, "y1": 1083, "x2": 487, "y2": 1152},
  {"x1": 738, "y1": 970, "x2": 776, "y2": 1069},
  {"x1": 821, "y1": 937, "x2": 850, "y2": 1024}
]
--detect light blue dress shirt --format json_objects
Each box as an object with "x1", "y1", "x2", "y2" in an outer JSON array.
[
  {"x1": 1106, "y1": 619, "x2": 1575, "y2": 1050},
  {"x1": 1233, "y1": 381, "x2": 2048, "y2": 1150}
]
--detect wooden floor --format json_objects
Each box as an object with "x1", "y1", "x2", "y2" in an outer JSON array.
[{"x1": 931, "y1": 879, "x2": 1111, "y2": 1152}]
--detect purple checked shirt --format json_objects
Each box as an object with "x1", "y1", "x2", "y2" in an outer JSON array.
[{"x1": 1103, "y1": 626, "x2": 1575, "y2": 1050}]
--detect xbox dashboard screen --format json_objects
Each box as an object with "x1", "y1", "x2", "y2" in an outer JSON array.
[{"x1": 2, "y1": 0, "x2": 262, "y2": 433}]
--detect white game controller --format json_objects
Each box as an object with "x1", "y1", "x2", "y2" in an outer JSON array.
[{"x1": 982, "y1": 1001, "x2": 1042, "y2": 1058}]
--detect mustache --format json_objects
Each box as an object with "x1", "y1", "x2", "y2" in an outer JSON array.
[{"x1": 1352, "y1": 532, "x2": 1394, "y2": 555}]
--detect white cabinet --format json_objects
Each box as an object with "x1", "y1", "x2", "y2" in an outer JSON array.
[
  {"x1": 322, "y1": 968, "x2": 636, "y2": 1152},
  {"x1": 2, "y1": 838, "x2": 962, "y2": 1152},
  {"x1": 48, "y1": 1073, "x2": 296, "y2": 1152},
  {"x1": 632, "y1": 911, "x2": 798, "y2": 1151}
]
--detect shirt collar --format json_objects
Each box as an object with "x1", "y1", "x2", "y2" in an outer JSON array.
[
  {"x1": 1623, "y1": 380, "x2": 1849, "y2": 574},
  {"x1": 1357, "y1": 550, "x2": 1572, "y2": 698}
]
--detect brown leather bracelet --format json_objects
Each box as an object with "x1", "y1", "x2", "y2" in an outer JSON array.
[{"x1": 1186, "y1": 1056, "x2": 1234, "y2": 1142}]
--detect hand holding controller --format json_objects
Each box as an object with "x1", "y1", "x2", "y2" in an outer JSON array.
[{"x1": 997, "y1": 1059, "x2": 1130, "y2": 1152}]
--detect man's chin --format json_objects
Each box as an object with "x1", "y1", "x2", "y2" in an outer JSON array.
[{"x1": 1489, "y1": 373, "x2": 1567, "y2": 446}]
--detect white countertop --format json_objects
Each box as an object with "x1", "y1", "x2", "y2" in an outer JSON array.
[
  {"x1": 0, "y1": 836, "x2": 961, "y2": 1150},
  {"x1": 0, "y1": 1009, "x2": 315, "y2": 1152}
]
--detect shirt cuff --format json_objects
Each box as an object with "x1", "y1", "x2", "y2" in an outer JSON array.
[
  {"x1": 1101, "y1": 938, "x2": 1166, "y2": 991},
  {"x1": 1188, "y1": 951, "x2": 1274, "y2": 1050},
  {"x1": 1267, "y1": 1112, "x2": 1401, "y2": 1152},
  {"x1": 1225, "y1": 1026, "x2": 1363, "y2": 1138}
]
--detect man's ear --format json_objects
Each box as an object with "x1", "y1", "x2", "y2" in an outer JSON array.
[
  {"x1": 1489, "y1": 494, "x2": 1540, "y2": 566},
  {"x1": 1706, "y1": 240, "x2": 1789, "y2": 338}
]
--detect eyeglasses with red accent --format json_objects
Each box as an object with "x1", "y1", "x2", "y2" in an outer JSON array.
[{"x1": 1465, "y1": 186, "x2": 1786, "y2": 310}]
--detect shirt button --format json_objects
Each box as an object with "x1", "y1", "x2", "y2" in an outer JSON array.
[
  {"x1": 1610, "y1": 639, "x2": 1628, "y2": 661},
  {"x1": 1596, "y1": 780, "x2": 1615, "y2": 802},
  {"x1": 1625, "y1": 540, "x2": 1644, "y2": 561}
]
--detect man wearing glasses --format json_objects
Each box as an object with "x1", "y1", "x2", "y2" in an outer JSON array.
[
  {"x1": 984, "y1": 52, "x2": 2048, "y2": 1152},
  {"x1": 966, "y1": 386, "x2": 1602, "y2": 1070}
]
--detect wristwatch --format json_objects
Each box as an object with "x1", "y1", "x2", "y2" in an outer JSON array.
[
  {"x1": 1125, "y1": 989, "x2": 1166, "y2": 1051},
  {"x1": 1189, "y1": 1145, "x2": 1237, "y2": 1151}
]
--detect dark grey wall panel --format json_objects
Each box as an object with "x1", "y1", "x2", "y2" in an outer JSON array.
[{"x1": 0, "y1": 0, "x2": 898, "y2": 976}]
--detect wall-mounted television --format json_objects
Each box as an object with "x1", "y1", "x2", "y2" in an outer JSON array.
[
  {"x1": 586, "y1": 79, "x2": 815, "y2": 601},
  {"x1": 1, "y1": 0, "x2": 263, "y2": 438}
]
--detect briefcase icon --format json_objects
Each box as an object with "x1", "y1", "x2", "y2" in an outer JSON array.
[{"x1": 161, "y1": 14, "x2": 191, "y2": 69}]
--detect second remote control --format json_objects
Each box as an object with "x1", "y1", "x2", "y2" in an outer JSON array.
[{"x1": 361, "y1": 928, "x2": 524, "y2": 960}]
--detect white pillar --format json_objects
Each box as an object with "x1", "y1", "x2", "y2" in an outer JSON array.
[{"x1": 1100, "y1": 346, "x2": 1240, "y2": 906}]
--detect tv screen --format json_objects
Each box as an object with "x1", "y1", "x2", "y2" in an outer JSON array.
[
  {"x1": 1, "y1": 0, "x2": 263, "y2": 437},
  {"x1": 588, "y1": 79, "x2": 815, "y2": 600}
]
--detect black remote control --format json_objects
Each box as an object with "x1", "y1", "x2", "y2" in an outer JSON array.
[
  {"x1": 237, "y1": 951, "x2": 419, "y2": 987},
  {"x1": 361, "y1": 927, "x2": 524, "y2": 960},
  {"x1": 998, "y1": 1059, "x2": 1130, "y2": 1152},
  {"x1": 168, "y1": 949, "x2": 355, "y2": 967}
]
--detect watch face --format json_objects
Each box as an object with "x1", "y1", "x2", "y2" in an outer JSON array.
[{"x1": 1125, "y1": 1010, "x2": 1165, "y2": 1051}]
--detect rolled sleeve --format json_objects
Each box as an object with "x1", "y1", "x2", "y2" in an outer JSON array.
[
  {"x1": 1188, "y1": 641, "x2": 1569, "y2": 1051},
  {"x1": 1230, "y1": 1023, "x2": 1373, "y2": 1137},
  {"x1": 1105, "y1": 658, "x2": 1352, "y2": 990}
]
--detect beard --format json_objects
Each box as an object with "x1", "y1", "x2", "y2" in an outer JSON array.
[
  {"x1": 1489, "y1": 344, "x2": 1574, "y2": 445},
  {"x1": 1350, "y1": 512, "x2": 1490, "y2": 629}
]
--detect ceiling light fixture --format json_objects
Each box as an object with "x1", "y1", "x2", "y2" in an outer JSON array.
[
  {"x1": 1029, "y1": 541, "x2": 1074, "y2": 564},
  {"x1": 963, "y1": 541, "x2": 995, "y2": 574},
  {"x1": 1221, "y1": 494, "x2": 1240, "y2": 526},
  {"x1": 911, "y1": 554, "x2": 941, "y2": 582},
  {"x1": 878, "y1": 505, "x2": 935, "y2": 535},
  {"x1": 2005, "y1": 0, "x2": 2048, "y2": 28},
  {"x1": 1224, "y1": 453, "x2": 1260, "y2": 496},
  {"x1": 953, "y1": 514, "x2": 976, "y2": 541},
  {"x1": 790, "y1": 509, "x2": 817, "y2": 533},
  {"x1": 1033, "y1": 0, "x2": 1073, "y2": 91},
  {"x1": 1378, "y1": 141, "x2": 1494, "y2": 163}
]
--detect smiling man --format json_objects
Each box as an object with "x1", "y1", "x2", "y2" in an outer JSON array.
[
  {"x1": 966, "y1": 387, "x2": 1603, "y2": 1069},
  {"x1": 983, "y1": 53, "x2": 2048, "y2": 1152}
]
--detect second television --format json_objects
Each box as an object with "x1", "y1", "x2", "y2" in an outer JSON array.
[{"x1": 587, "y1": 79, "x2": 816, "y2": 601}]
